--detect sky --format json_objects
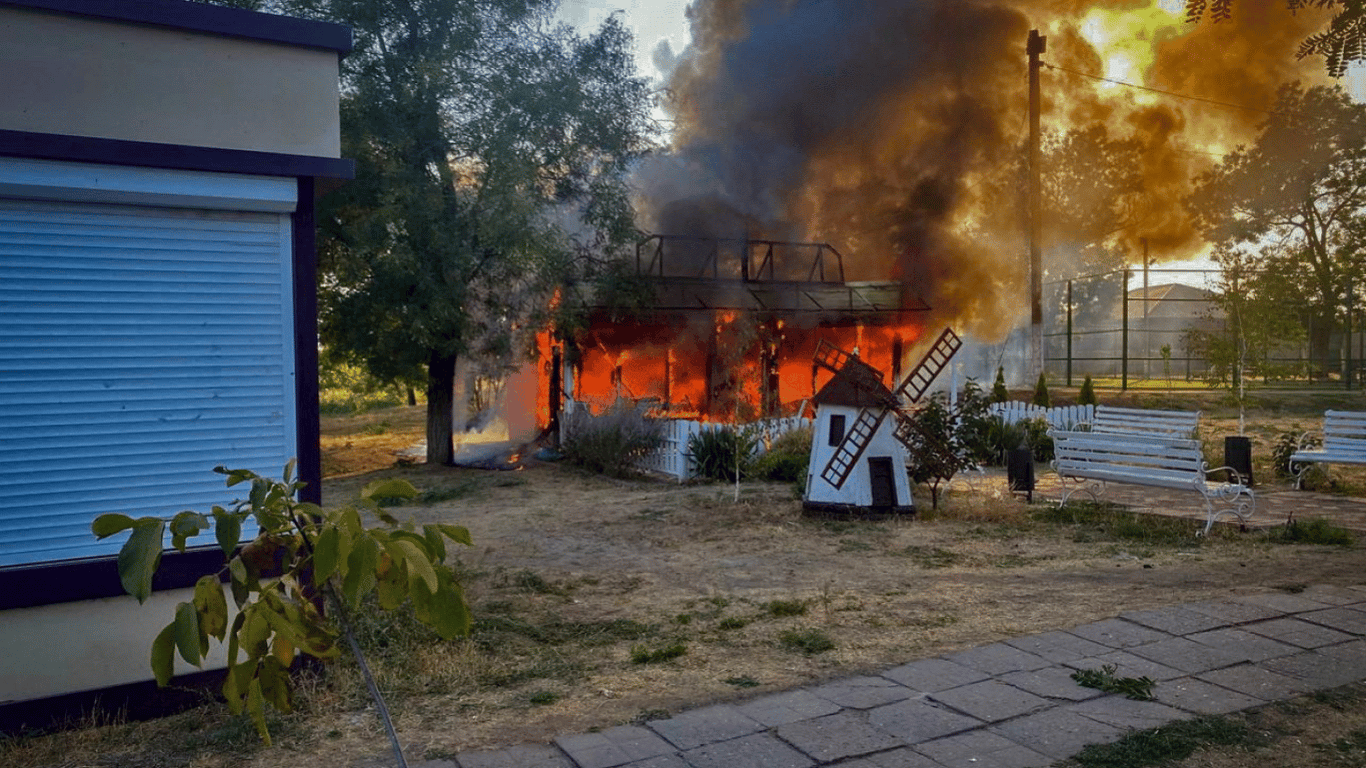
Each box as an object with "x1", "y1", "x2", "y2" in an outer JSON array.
[{"x1": 556, "y1": 0, "x2": 692, "y2": 85}]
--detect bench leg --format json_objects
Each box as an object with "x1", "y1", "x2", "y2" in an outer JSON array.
[
  {"x1": 1057, "y1": 477, "x2": 1104, "y2": 508},
  {"x1": 1201, "y1": 487, "x2": 1256, "y2": 536}
]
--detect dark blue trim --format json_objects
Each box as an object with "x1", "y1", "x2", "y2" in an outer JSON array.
[
  {"x1": 0, "y1": 547, "x2": 230, "y2": 611},
  {"x1": 0, "y1": 129, "x2": 354, "y2": 180},
  {"x1": 1, "y1": 0, "x2": 351, "y2": 54},
  {"x1": 294, "y1": 177, "x2": 323, "y2": 507}
]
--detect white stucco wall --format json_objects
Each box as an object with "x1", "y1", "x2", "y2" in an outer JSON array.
[
  {"x1": 0, "y1": 587, "x2": 234, "y2": 704},
  {"x1": 0, "y1": 6, "x2": 341, "y2": 157}
]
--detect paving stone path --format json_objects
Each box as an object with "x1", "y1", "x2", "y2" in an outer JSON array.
[{"x1": 401, "y1": 583, "x2": 1366, "y2": 768}]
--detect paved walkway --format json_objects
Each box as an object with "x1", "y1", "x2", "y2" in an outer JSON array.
[{"x1": 416, "y1": 583, "x2": 1366, "y2": 768}]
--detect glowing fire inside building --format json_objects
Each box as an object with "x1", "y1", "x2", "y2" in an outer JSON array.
[{"x1": 536, "y1": 236, "x2": 931, "y2": 426}]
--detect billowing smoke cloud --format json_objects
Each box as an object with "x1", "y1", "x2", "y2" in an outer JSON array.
[{"x1": 637, "y1": 0, "x2": 1332, "y2": 340}]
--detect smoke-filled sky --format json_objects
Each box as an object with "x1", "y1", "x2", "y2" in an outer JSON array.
[{"x1": 568, "y1": 0, "x2": 1353, "y2": 339}]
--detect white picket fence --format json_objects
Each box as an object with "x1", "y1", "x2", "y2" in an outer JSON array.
[
  {"x1": 988, "y1": 401, "x2": 1094, "y2": 431},
  {"x1": 562, "y1": 400, "x2": 813, "y2": 481}
]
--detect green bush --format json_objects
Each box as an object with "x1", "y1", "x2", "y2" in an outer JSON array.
[
  {"x1": 561, "y1": 401, "x2": 665, "y2": 477},
  {"x1": 1032, "y1": 373, "x2": 1051, "y2": 408},
  {"x1": 991, "y1": 366, "x2": 1009, "y2": 403},
  {"x1": 955, "y1": 379, "x2": 998, "y2": 465},
  {"x1": 1078, "y1": 375, "x2": 1097, "y2": 406},
  {"x1": 688, "y1": 427, "x2": 759, "y2": 481},
  {"x1": 750, "y1": 426, "x2": 812, "y2": 482}
]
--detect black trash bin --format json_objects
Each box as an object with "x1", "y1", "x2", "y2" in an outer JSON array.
[
  {"x1": 1006, "y1": 447, "x2": 1035, "y2": 502},
  {"x1": 1224, "y1": 435, "x2": 1254, "y2": 486}
]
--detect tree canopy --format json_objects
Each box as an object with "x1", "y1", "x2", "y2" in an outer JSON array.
[
  {"x1": 1185, "y1": 0, "x2": 1366, "y2": 76},
  {"x1": 288, "y1": 0, "x2": 656, "y2": 463},
  {"x1": 1187, "y1": 82, "x2": 1366, "y2": 377}
]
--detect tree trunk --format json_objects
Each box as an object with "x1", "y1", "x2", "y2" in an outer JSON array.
[
  {"x1": 427, "y1": 352, "x2": 457, "y2": 465},
  {"x1": 1309, "y1": 312, "x2": 1334, "y2": 380}
]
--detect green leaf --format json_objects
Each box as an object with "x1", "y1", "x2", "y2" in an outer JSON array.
[
  {"x1": 170, "y1": 511, "x2": 209, "y2": 552},
  {"x1": 226, "y1": 611, "x2": 246, "y2": 667},
  {"x1": 258, "y1": 656, "x2": 293, "y2": 713},
  {"x1": 216, "y1": 466, "x2": 258, "y2": 487},
  {"x1": 361, "y1": 478, "x2": 418, "y2": 502},
  {"x1": 173, "y1": 601, "x2": 202, "y2": 667},
  {"x1": 242, "y1": 609, "x2": 272, "y2": 658},
  {"x1": 312, "y1": 525, "x2": 341, "y2": 586},
  {"x1": 228, "y1": 556, "x2": 251, "y2": 608},
  {"x1": 436, "y1": 523, "x2": 474, "y2": 547},
  {"x1": 282, "y1": 458, "x2": 296, "y2": 486},
  {"x1": 411, "y1": 573, "x2": 471, "y2": 641},
  {"x1": 150, "y1": 622, "x2": 176, "y2": 687},
  {"x1": 341, "y1": 536, "x2": 379, "y2": 608},
  {"x1": 193, "y1": 575, "x2": 229, "y2": 641},
  {"x1": 390, "y1": 539, "x2": 438, "y2": 594},
  {"x1": 422, "y1": 525, "x2": 447, "y2": 563},
  {"x1": 247, "y1": 676, "x2": 271, "y2": 746},
  {"x1": 117, "y1": 519, "x2": 165, "y2": 603},
  {"x1": 91, "y1": 513, "x2": 137, "y2": 539},
  {"x1": 214, "y1": 510, "x2": 243, "y2": 559},
  {"x1": 375, "y1": 567, "x2": 407, "y2": 610}
]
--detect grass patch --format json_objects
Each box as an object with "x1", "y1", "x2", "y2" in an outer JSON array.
[
  {"x1": 526, "y1": 691, "x2": 560, "y2": 706},
  {"x1": 717, "y1": 616, "x2": 749, "y2": 630},
  {"x1": 1274, "y1": 518, "x2": 1355, "y2": 546},
  {"x1": 631, "y1": 643, "x2": 687, "y2": 664},
  {"x1": 778, "y1": 628, "x2": 835, "y2": 654},
  {"x1": 724, "y1": 675, "x2": 760, "y2": 688},
  {"x1": 1070, "y1": 664, "x2": 1156, "y2": 700},
  {"x1": 1032, "y1": 502, "x2": 1203, "y2": 547},
  {"x1": 763, "y1": 599, "x2": 809, "y2": 617},
  {"x1": 1061, "y1": 715, "x2": 1265, "y2": 768}
]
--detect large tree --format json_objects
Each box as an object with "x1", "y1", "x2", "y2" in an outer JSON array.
[
  {"x1": 292, "y1": 0, "x2": 654, "y2": 464},
  {"x1": 1186, "y1": 0, "x2": 1366, "y2": 76},
  {"x1": 1187, "y1": 82, "x2": 1366, "y2": 378}
]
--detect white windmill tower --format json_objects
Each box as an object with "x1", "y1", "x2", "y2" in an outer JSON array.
[{"x1": 803, "y1": 329, "x2": 961, "y2": 516}]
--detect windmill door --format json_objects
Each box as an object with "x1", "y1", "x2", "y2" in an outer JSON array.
[{"x1": 867, "y1": 457, "x2": 896, "y2": 507}]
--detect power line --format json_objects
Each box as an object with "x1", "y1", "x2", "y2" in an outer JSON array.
[{"x1": 1043, "y1": 62, "x2": 1299, "y2": 118}]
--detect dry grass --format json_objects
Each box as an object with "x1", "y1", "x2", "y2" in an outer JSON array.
[{"x1": 7, "y1": 391, "x2": 1366, "y2": 768}]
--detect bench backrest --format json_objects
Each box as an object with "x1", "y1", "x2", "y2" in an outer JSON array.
[
  {"x1": 1322, "y1": 410, "x2": 1366, "y2": 453},
  {"x1": 1092, "y1": 405, "x2": 1199, "y2": 438},
  {"x1": 1052, "y1": 430, "x2": 1206, "y2": 479}
]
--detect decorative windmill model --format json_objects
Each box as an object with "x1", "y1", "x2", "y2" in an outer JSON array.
[{"x1": 803, "y1": 328, "x2": 961, "y2": 515}]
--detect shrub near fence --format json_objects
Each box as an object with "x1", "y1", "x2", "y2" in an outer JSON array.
[{"x1": 561, "y1": 401, "x2": 813, "y2": 481}]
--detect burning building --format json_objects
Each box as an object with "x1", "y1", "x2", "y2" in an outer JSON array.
[
  {"x1": 530, "y1": 0, "x2": 1338, "y2": 430},
  {"x1": 544, "y1": 235, "x2": 931, "y2": 423}
]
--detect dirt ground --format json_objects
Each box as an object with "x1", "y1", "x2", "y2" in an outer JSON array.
[{"x1": 8, "y1": 397, "x2": 1366, "y2": 768}]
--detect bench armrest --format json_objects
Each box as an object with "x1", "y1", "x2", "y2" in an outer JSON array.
[{"x1": 1205, "y1": 464, "x2": 1246, "y2": 487}]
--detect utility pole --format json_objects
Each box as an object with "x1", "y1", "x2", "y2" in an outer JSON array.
[{"x1": 1028, "y1": 29, "x2": 1046, "y2": 382}]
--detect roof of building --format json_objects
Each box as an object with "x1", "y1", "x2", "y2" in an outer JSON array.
[{"x1": 812, "y1": 356, "x2": 899, "y2": 409}]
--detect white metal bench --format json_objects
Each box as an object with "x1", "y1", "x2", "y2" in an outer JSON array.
[
  {"x1": 1089, "y1": 405, "x2": 1200, "y2": 438},
  {"x1": 1288, "y1": 410, "x2": 1366, "y2": 489},
  {"x1": 1049, "y1": 429, "x2": 1255, "y2": 535}
]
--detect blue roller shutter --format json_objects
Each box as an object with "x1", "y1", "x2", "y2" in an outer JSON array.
[{"x1": 0, "y1": 162, "x2": 297, "y2": 567}]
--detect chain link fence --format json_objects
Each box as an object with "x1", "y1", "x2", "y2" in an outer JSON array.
[{"x1": 1036, "y1": 267, "x2": 1365, "y2": 390}]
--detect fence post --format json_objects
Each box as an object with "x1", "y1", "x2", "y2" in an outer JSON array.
[
  {"x1": 1066, "y1": 279, "x2": 1073, "y2": 387},
  {"x1": 1121, "y1": 268, "x2": 1130, "y2": 391}
]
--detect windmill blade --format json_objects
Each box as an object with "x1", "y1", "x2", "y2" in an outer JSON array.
[
  {"x1": 893, "y1": 328, "x2": 961, "y2": 404},
  {"x1": 813, "y1": 338, "x2": 855, "y2": 375},
  {"x1": 819, "y1": 408, "x2": 887, "y2": 490},
  {"x1": 892, "y1": 411, "x2": 915, "y2": 452}
]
